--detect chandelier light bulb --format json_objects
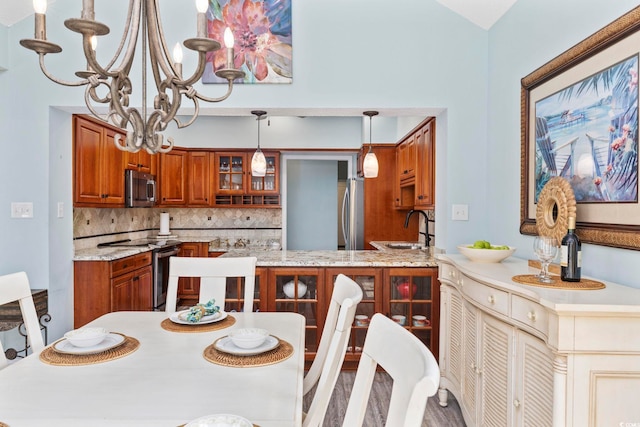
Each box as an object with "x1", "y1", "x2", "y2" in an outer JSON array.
[
  {"x1": 224, "y1": 27, "x2": 235, "y2": 48},
  {"x1": 195, "y1": 0, "x2": 208, "y2": 13},
  {"x1": 33, "y1": 0, "x2": 47, "y2": 14},
  {"x1": 172, "y1": 43, "x2": 183, "y2": 63}
]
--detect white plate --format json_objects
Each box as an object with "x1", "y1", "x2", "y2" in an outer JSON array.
[
  {"x1": 214, "y1": 335, "x2": 280, "y2": 356},
  {"x1": 169, "y1": 309, "x2": 228, "y2": 325},
  {"x1": 53, "y1": 333, "x2": 125, "y2": 355},
  {"x1": 185, "y1": 413, "x2": 253, "y2": 427}
]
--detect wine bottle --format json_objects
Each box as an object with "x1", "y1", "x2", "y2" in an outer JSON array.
[{"x1": 560, "y1": 216, "x2": 581, "y2": 282}]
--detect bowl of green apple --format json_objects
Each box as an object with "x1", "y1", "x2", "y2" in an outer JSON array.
[{"x1": 458, "y1": 240, "x2": 516, "y2": 263}]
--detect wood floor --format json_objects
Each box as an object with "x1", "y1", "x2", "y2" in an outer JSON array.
[{"x1": 303, "y1": 371, "x2": 467, "y2": 426}]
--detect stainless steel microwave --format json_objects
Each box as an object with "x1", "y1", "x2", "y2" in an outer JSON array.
[{"x1": 125, "y1": 170, "x2": 156, "y2": 208}]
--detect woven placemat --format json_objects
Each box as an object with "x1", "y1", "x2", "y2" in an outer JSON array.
[
  {"x1": 161, "y1": 315, "x2": 236, "y2": 333},
  {"x1": 203, "y1": 337, "x2": 293, "y2": 367},
  {"x1": 512, "y1": 274, "x2": 606, "y2": 290},
  {"x1": 39, "y1": 334, "x2": 140, "y2": 366}
]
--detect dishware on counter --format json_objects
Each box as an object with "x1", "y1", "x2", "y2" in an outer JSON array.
[
  {"x1": 55, "y1": 332, "x2": 125, "y2": 355},
  {"x1": 457, "y1": 244, "x2": 516, "y2": 263},
  {"x1": 412, "y1": 315, "x2": 429, "y2": 327},
  {"x1": 533, "y1": 236, "x2": 558, "y2": 283},
  {"x1": 391, "y1": 314, "x2": 406, "y2": 326},
  {"x1": 63, "y1": 327, "x2": 108, "y2": 348},
  {"x1": 354, "y1": 314, "x2": 370, "y2": 327},
  {"x1": 228, "y1": 328, "x2": 269, "y2": 349},
  {"x1": 185, "y1": 413, "x2": 253, "y2": 427},
  {"x1": 214, "y1": 334, "x2": 280, "y2": 356},
  {"x1": 169, "y1": 310, "x2": 228, "y2": 325},
  {"x1": 283, "y1": 280, "x2": 307, "y2": 298}
]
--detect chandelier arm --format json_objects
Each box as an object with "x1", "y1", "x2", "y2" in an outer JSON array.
[
  {"x1": 98, "y1": 0, "x2": 141, "y2": 74},
  {"x1": 37, "y1": 54, "x2": 88, "y2": 87},
  {"x1": 175, "y1": 51, "x2": 208, "y2": 87},
  {"x1": 146, "y1": 0, "x2": 180, "y2": 87},
  {"x1": 193, "y1": 80, "x2": 235, "y2": 103},
  {"x1": 171, "y1": 94, "x2": 200, "y2": 129}
]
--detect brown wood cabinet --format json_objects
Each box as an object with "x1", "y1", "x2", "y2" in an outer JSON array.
[
  {"x1": 125, "y1": 149, "x2": 156, "y2": 175},
  {"x1": 176, "y1": 242, "x2": 208, "y2": 302},
  {"x1": 187, "y1": 151, "x2": 211, "y2": 206},
  {"x1": 73, "y1": 252, "x2": 153, "y2": 327},
  {"x1": 415, "y1": 119, "x2": 435, "y2": 209},
  {"x1": 213, "y1": 151, "x2": 280, "y2": 207},
  {"x1": 396, "y1": 133, "x2": 417, "y2": 185},
  {"x1": 363, "y1": 145, "x2": 417, "y2": 248},
  {"x1": 158, "y1": 148, "x2": 188, "y2": 206},
  {"x1": 73, "y1": 115, "x2": 126, "y2": 207}
]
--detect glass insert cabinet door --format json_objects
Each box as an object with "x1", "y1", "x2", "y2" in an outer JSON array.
[
  {"x1": 325, "y1": 268, "x2": 383, "y2": 361},
  {"x1": 267, "y1": 268, "x2": 325, "y2": 357},
  {"x1": 250, "y1": 152, "x2": 279, "y2": 193},
  {"x1": 383, "y1": 268, "x2": 440, "y2": 358},
  {"x1": 217, "y1": 153, "x2": 245, "y2": 193}
]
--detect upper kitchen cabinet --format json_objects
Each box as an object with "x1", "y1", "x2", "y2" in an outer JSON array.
[
  {"x1": 187, "y1": 151, "x2": 211, "y2": 206},
  {"x1": 396, "y1": 132, "x2": 417, "y2": 185},
  {"x1": 213, "y1": 151, "x2": 280, "y2": 207},
  {"x1": 415, "y1": 119, "x2": 435, "y2": 209},
  {"x1": 73, "y1": 115, "x2": 126, "y2": 207},
  {"x1": 125, "y1": 148, "x2": 156, "y2": 175},
  {"x1": 158, "y1": 148, "x2": 188, "y2": 206}
]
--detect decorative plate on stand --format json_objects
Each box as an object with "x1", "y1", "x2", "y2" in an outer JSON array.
[{"x1": 535, "y1": 177, "x2": 577, "y2": 243}]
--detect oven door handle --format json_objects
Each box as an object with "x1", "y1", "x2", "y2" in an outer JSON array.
[{"x1": 156, "y1": 248, "x2": 180, "y2": 259}]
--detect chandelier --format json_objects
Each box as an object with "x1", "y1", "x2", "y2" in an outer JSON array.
[{"x1": 19, "y1": 0, "x2": 245, "y2": 154}]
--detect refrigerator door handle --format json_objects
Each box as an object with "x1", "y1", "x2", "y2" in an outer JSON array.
[{"x1": 341, "y1": 186, "x2": 350, "y2": 248}]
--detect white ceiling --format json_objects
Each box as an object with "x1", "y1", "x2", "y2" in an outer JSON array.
[{"x1": 0, "y1": 0, "x2": 516, "y2": 29}]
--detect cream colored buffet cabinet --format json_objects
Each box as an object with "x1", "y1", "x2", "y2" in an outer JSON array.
[{"x1": 437, "y1": 254, "x2": 640, "y2": 427}]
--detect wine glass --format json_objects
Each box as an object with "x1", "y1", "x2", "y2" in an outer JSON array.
[{"x1": 533, "y1": 236, "x2": 558, "y2": 283}]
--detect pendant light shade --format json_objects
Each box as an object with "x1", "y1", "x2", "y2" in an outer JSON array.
[
  {"x1": 363, "y1": 111, "x2": 379, "y2": 178},
  {"x1": 251, "y1": 110, "x2": 267, "y2": 177}
]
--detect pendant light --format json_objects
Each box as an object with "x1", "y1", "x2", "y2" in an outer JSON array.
[
  {"x1": 363, "y1": 111, "x2": 379, "y2": 178},
  {"x1": 251, "y1": 110, "x2": 267, "y2": 177}
]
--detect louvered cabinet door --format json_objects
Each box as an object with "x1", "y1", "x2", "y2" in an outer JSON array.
[
  {"x1": 447, "y1": 289, "x2": 464, "y2": 387},
  {"x1": 461, "y1": 301, "x2": 480, "y2": 425},
  {"x1": 480, "y1": 313, "x2": 514, "y2": 427},
  {"x1": 515, "y1": 330, "x2": 554, "y2": 427}
]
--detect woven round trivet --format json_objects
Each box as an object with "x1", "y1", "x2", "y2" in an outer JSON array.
[
  {"x1": 39, "y1": 334, "x2": 139, "y2": 366},
  {"x1": 512, "y1": 274, "x2": 605, "y2": 290},
  {"x1": 203, "y1": 337, "x2": 293, "y2": 367},
  {"x1": 160, "y1": 314, "x2": 236, "y2": 333}
]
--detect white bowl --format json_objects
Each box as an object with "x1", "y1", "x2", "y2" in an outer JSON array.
[
  {"x1": 186, "y1": 413, "x2": 253, "y2": 427},
  {"x1": 283, "y1": 280, "x2": 307, "y2": 298},
  {"x1": 228, "y1": 328, "x2": 269, "y2": 349},
  {"x1": 457, "y1": 245, "x2": 516, "y2": 263},
  {"x1": 64, "y1": 327, "x2": 108, "y2": 348}
]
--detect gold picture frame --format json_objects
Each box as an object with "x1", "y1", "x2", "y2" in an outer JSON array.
[{"x1": 520, "y1": 6, "x2": 640, "y2": 250}]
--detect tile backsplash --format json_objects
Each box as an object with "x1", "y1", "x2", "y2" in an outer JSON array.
[{"x1": 74, "y1": 207, "x2": 282, "y2": 250}]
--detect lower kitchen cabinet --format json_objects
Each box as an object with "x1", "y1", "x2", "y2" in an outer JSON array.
[
  {"x1": 74, "y1": 252, "x2": 153, "y2": 327},
  {"x1": 176, "y1": 242, "x2": 208, "y2": 301}
]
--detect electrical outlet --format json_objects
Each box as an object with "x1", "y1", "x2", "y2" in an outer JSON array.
[
  {"x1": 11, "y1": 202, "x2": 33, "y2": 218},
  {"x1": 452, "y1": 204, "x2": 469, "y2": 221}
]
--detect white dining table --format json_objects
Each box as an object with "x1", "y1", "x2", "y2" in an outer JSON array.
[{"x1": 0, "y1": 311, "x2": 305, "y2": 427}]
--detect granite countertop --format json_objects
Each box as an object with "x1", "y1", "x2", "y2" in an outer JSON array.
[{"x1": 74, "y1": 239, "x2": 437, "y2": 267}]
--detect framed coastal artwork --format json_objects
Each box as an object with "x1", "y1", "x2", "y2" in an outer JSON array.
[
  {"x1": 520, "y1": 6, "x2": 640, "y2": 250},
  {"x1": 202, "y1": 0, "x2": 292, "y2": 84}
]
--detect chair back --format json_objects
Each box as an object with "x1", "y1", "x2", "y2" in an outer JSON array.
[
  {"x1": 0, "y1": 272, "x2": 45, "y2": 369},
  {"x1": 303, "y1": 274, "x2": 363, "y2": 427},
  {"x1": 341, "y1": 313, "x2": 440, "y2": 427},
  {"x1": 165, "y1": 256, "x2": 257, "y2": 313}
]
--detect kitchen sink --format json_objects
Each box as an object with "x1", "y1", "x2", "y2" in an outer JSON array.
[{"x1": 385, "y1": 242, "x2": 424, "y2": 250}]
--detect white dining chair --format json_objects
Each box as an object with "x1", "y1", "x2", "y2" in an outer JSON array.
[
  {"x1": 341, "y1": 313, "x2": 440, "y2": 427},
  {"x1": 0, "y1": 271, "x2": 45, "y2": 369},
  {"x1": 165, "y1": 256, "x2": 257, "y2": 313},
  {"x1": 303, "y1": 273, "x2": 363, "y2": 427}
]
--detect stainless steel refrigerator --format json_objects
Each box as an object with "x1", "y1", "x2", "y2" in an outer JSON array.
[{"x1": 341, "y1": 177, "x2": 365, "y2": 250}]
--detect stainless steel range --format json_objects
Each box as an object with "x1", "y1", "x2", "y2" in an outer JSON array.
[{"x1": 98, "y1": 239, "x2": 182, "y2": 310}]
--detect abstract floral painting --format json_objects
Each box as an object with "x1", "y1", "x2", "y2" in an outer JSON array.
[{"x1": 202, "y1": 0, "x2": 292, "y2": 84}]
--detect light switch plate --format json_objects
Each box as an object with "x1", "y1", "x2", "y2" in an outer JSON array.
[
  {"x1": 11, "y1": 202, "x2": 34, "y2": 218},
  {"x1": 452, "y1": 204, "x2": 468, "y2": 221}
]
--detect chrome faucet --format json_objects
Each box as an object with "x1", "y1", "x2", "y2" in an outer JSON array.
[{"x1": 404, "y1": 209, "x2": 431, "y2": 246}]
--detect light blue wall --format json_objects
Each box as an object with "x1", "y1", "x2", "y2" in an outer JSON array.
[
  {"x1": 4, "y1": 0, "x2": 638, "y2": 340},
  {"x1": 487, "y1": 0, "x2": 640, "y2": 288}
]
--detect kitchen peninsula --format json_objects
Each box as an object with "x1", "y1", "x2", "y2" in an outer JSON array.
[{"x1": 74, "y1": 240, "x2": 439, "y2": 367}]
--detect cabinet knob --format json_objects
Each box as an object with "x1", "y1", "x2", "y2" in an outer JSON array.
[
  {"x1": 527, "y1": 311, "x2": 537, "y2": 322},
  {"x1": 487, "y1": 295, "x2": 495, "y2": 304},
  {"x1": 513, "y1": 399, "x2": 521, "y2": 408},
  {"x1": 133, "y1": 276, "x2": 139, "y2": 281}
]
